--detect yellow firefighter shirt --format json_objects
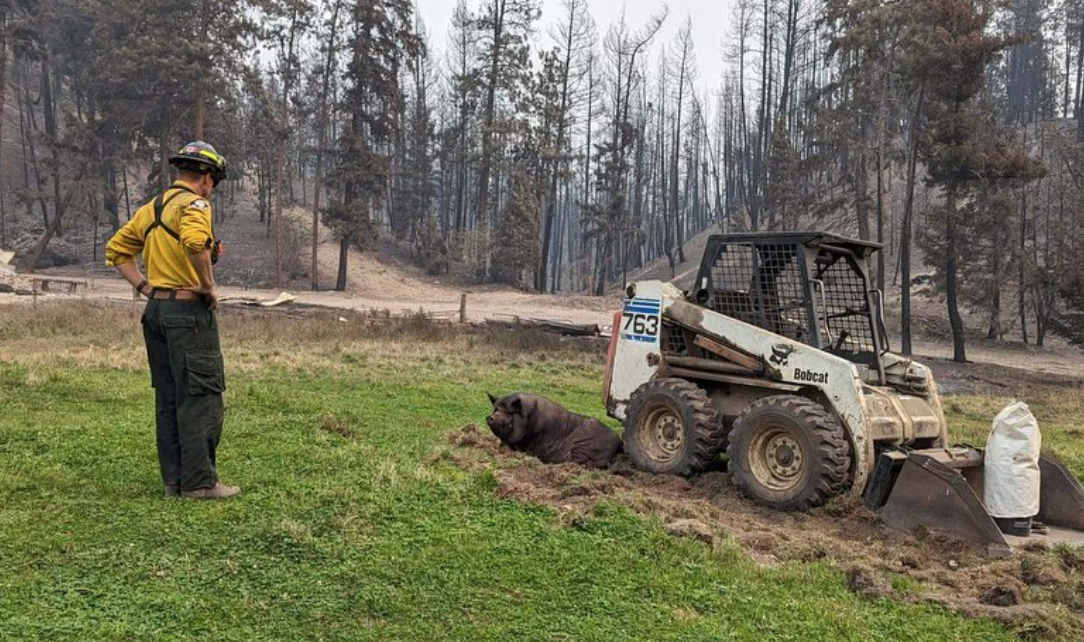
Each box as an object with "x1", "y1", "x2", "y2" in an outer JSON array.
[{"x1": 104, "y1": 182, "x2": 215, "y2": 289}]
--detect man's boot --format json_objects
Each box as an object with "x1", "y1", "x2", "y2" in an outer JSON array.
[
  {"x1": 165, "y1": 485, "x2": 181, "y2": 498},
  {"x1": 182, "y1": 483, "x2": 241, "y2": 500}
]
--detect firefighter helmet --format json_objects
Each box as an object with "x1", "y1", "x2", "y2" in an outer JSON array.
[{"x1": 169, "y1": 141, "x2": 228, "y2": 186}]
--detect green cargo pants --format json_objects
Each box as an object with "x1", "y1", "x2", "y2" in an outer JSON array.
[{"x1": 142, "y1": 297, "x2": 225, "y2": 492}]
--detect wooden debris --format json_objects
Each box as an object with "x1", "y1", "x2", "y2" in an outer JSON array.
[
  {"x1": 486, "y1": 314, "x2": 601, "y2": 337},
  {"x1": 27, "y1": 275, "x2": 88, "y2": 294}
]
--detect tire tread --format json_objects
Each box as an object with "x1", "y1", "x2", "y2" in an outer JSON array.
[
  {"x1": 625, "y1": 378, "x2": 724, "y2": 476},
  {"x1": 727, "y1": 394, "x2": 851, "y2": 511}
]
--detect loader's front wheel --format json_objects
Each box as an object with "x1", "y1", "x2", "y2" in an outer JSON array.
[
  {"x1": 728, "y1": 395, "x2": 851, "y2": 511},
  {"x1": 624, "y1": 378, "x2": 724, "y2": 476}
]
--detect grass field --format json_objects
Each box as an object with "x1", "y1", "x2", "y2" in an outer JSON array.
[{"x1": 1, "y1": 302, "x2": 1076, "y2": 641}]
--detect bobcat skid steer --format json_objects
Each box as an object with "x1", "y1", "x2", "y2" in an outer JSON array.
[{"x1": 603, "y1": 231, "x2": 1084, "y2": 556}]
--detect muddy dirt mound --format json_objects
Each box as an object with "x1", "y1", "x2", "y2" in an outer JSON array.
[
  {"x1": 444, "y1": 423, "x2": 507, "y2": 458},
  {"x1": 443, "y1": 424, "x2": 1084, "y2": 639}
]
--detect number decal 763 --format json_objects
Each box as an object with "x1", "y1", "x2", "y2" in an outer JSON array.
[{"x1": 622, "y1": 312, "x2": 659, "y2": 337}]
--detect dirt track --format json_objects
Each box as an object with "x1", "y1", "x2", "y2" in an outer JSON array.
[
  {"x1": 0, "y1": 275, "x2": 618, "y2": 327},
  {"x1": 4, "y1": 268, "x2": 1082, "y2": 379}
]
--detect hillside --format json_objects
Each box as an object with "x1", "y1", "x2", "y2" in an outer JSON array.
[
  {"x1": 2, "y1": 191, "x2": 618, "y2": 326},
  {"x1": 623, "y1": 224, "x2": 720, "y2": 290}
]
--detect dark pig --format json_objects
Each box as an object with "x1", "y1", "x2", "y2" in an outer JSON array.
[{"x1": 486, "y1": 393, "x2": 623, "y2": 469}]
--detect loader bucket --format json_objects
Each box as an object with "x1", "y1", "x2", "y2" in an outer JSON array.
[{"x1": 866, "y1": 448, "x2": 1084, "y2": 557}]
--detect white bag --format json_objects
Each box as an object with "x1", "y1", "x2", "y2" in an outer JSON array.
[{"x1": 984, "y1": 401, "x2": 1041, "y2": 519}]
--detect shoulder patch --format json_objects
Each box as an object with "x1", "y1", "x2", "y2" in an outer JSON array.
[{"x1": 190, "y1": 199, "x2": 210, "y2": 211}]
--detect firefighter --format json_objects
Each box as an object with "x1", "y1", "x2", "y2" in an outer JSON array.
[{"x1": 105, "y1": 141, "x2": 240, "y2": 500}]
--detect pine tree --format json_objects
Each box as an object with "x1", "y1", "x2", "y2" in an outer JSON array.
[
  {"x1": 472, "y1": 0, "x2": 539, "y2": 281},
  {"x1": 398, "y1": 22, "x2": 446, "y2": 275},
  {"x1": 324, "y1": 0, "x2": 419, "y2": 291},
  {"x1": 586, "y1": 8, "x2": 665, "y2": 295},
  {"x1": 310, "y1": 0, "x2": 344, "y2": 290},
  {"x1": 907, "y1": 0, "x2": 1044, "y2": 362},
  {"x1": 535, "y1": 0, "x2": 594, "y2": 293},
  {"x1": 492, "y1": 166, "x2": 540, "y2": 286},
  {"x1": 763, "y1": 118, "x2": 804, "y2": 230}
]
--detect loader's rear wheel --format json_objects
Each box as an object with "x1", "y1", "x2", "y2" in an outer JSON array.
[
  {"x1": 624, "y1": 378, "x2": 724, "y2": 476},
  {"x1": 728, "y1": 395, "x2": 851, "y2": 511}
]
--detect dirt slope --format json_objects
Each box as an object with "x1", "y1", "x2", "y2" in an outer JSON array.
[
  {"x1": 623, "y1": 224, "x2": 720, "y2": 290},
  {"x1": 11, "y1": 190, "x2": 619, "y2": 325}
]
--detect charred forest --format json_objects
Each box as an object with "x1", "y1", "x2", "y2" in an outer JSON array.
[{"x1": 0, "y1": 0, "x2": 1081, "y2": 363}]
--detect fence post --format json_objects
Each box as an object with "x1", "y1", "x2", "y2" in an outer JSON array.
[{"x1": 459, "y1": 292, "x2": 468, "y2": 324}]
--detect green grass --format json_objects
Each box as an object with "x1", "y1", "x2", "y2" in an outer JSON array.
[
  {"x1": 0, "y1": 303, "x2": 1028, "y2": 641},
  {"x1": 946, "y1": 392, "x2": 1084, "y2": 475}
]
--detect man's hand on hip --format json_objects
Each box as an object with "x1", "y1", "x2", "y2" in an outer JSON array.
[
  {"x1": 185, "y1": 248, "x2": 218, "y2": 310},
  {"x1": 189, "y1": 285, "x2": 219, "y2": 311}
]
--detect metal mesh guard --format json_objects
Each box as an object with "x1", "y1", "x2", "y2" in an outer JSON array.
[
  {"x1": 815, "y1": 254, "x2": 875, "y2": 355},
  {"x1": 708, "y1": 242, "x2": 810, "y2": 343}
]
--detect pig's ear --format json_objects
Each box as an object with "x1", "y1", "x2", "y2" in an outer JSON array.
[
  {"x1": 487, "y1": 392, "x2": 498, "y2": 406},
  {"x1": 510, "y1": 396, "x2": 523, "y2": 414}
]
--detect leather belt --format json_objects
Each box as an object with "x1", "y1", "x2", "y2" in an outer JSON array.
[{"x1": 149, "y1": 289, "x2": 202, "y2": 301}]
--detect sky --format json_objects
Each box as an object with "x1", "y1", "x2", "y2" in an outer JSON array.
[{"x1": 414, "y1": 0, "x2": 732, "y2": 97}]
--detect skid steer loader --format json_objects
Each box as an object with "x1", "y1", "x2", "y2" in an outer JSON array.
[{"x1": 603, "y1": 231, "x2": 1084, "y2": 556}]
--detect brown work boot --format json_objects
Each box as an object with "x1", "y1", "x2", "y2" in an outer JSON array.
[
  {"x1": 182, "y1": 483, "x2": 242, "y2": 500},
  {"x1": 164, "y1": 485, "x2": 181, "y2": 498}
]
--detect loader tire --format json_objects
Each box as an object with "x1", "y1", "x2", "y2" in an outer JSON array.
[
  {"x1": 728, "y1": 395, "x2": 851, "y2": 511},
  {"x1": 624, "y1": 378, "x2": 724, "y2": 476}
]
